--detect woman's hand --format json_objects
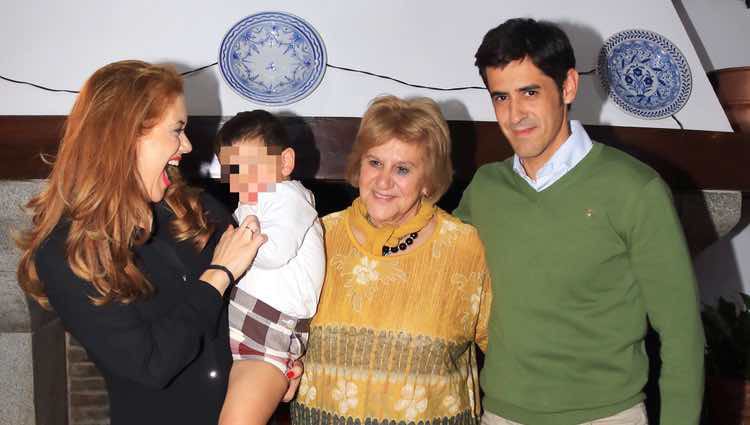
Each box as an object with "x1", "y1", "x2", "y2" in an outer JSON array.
[
  {"x1": 200, "y1": 215, "x2": 267, "y2": 295},
  {"x1": 283, "y1": 360, "x2": 304, "y2": 402}
]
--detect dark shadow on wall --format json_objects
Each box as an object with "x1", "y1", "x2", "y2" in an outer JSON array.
[
  {"x1": 671, "y1": 0, "x2": 715, "y2": 72},
  {"x1": 440, "y1": 99, "x2": 478, "y2": 212},
  {"x1": 557, "y1": 22, "x2": 608, "y2": 126},
  {"x1": 276, "y1": 112, "x2": 356, "y2": 218},
  {"x1": 175, "y1": 61, "x2": 224, "y2": 188},
  {"x1": 279, "y1": 112, "x2": 322, "y2": 181},
  {"x1": 695, "y1": 209, "x2": 749, "y2": 306}
]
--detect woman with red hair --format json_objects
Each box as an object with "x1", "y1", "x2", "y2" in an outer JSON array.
[{"x1": 16, "y1": 60, "x2": 268, "y2": 424}]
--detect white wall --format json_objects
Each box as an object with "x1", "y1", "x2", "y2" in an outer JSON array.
[
  {"x1": 0, "y1": 0, "x2": 733, "y2": 131},
  {"x1": 675, "y1": 0, "x2": 750, "y2": 71}
]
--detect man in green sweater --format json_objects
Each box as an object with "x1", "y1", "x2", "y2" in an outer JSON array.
[{"x1": 454, "y1": 18, "x2": 704, "y2": 425}]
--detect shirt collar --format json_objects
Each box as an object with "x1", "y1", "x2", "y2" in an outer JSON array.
[{"x1": 512, "y1": 120, "x2": 593, "y2": 191}]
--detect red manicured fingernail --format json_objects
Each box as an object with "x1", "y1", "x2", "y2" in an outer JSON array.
[{"x1": 286, "y1": 370, "x2": 296, "y2": 379}]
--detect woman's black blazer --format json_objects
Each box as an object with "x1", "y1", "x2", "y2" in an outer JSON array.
[{"x1": 35, "y1": 194, "x2": 233, "y2": 425}]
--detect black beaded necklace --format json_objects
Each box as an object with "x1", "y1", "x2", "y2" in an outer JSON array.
[{"x1": 382, "y1": 232, "x2": 419, "y2": 256}]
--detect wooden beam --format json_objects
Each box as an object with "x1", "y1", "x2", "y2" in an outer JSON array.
[
  {"x1": 0, "y1": 116, "x2": 63, "y2": 179},
  {"x1": 1, "y1": 115, "x2": 747, "y2": 190},
  {"x1": 584, "y1": 125, "x2": 749, "y2": 191}
]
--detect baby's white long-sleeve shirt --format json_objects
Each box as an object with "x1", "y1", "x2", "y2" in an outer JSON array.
[{"x1": 233, "y1": 180, "x2": 325, "y2": 319}]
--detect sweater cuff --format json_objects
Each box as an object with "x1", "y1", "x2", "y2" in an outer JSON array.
[{"x1": 186, "y1": 280, "x2": 225, "y2": 339}]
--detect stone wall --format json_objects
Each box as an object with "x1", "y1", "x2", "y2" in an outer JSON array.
[
  {"x1": 0, "y1": 180, "x2": 67, "y2": 425},
  {"x1": 66, "y1": 336, "x2": 109, "y2": 425},
  {"x1": 678, "y1": 190, "x2": 744, "y2": 253}
]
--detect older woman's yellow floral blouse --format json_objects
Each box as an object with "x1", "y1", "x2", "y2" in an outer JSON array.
[{"x1": 291, "y1": 208, "x2": 492, "y2": 425}]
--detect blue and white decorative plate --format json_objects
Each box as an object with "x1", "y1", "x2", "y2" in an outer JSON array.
[
  {"x1": 598, "y1": 29, "x2": 691, "y2": 119},
  {"x1": 219, "y1": 12, "x2": 327, "y2": 106}
]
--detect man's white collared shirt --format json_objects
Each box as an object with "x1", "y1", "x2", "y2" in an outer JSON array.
[{"x1": 512, "y1": 120, "x2": 593, "y2": 192}]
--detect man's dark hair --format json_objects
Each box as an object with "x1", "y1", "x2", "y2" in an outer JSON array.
[
  {"x1": 474, "y1": 18, "x2": 576, "y2": 90},
  {"x1": 215, "y1": 109, "x2": 289, "y2": 155}
]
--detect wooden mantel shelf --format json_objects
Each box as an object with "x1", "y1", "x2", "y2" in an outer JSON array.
[{"x1": 0, "y1": 115, "x2": 747, "y2": 191}]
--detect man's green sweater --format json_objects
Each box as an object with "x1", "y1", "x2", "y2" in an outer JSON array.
[{"x1": 455, "y1": 142, "x2": 704, "y2": 425}]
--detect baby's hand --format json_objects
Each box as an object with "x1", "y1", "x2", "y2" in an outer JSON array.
[{"x1": 282, "y1": 360, "x2": 304, "y2": 402}]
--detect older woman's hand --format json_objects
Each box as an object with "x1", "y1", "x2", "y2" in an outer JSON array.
[{"x1": 200, "y1": 215, "x2": 267, "y2": 295}]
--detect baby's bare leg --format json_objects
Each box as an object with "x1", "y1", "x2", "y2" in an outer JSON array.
[{"x1": 219, "y1": 359, "x2": 288, "y2": 425}]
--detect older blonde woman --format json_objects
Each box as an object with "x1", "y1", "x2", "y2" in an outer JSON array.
[{"x1": 291, "y1": 95, "x2": 492, "y2": 425}]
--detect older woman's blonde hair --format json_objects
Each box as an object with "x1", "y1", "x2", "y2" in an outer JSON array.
[{"x1": 346, "y1": 95, "x2": 453, "y2": 203}]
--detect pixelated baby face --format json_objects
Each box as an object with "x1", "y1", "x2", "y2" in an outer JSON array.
[{"x1": 219, "y1": 139, "x2": 282, "y2": 204}]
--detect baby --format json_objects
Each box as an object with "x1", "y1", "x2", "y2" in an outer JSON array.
[{"x1": 209, "y1": 110, "x2": 324, "y2": 425}]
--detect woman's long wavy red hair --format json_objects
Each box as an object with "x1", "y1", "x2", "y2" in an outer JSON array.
[{"x1": 16, "y1": 60, "x2": 214, "y2": 308}]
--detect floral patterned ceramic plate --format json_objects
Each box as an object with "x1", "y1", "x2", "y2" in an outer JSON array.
[
  {"x1": 219, "y1": 12, "x2": 327, "y2": 106},
  {"x1": 598, "y1": 29, "x2": 691, "y2": 119}
]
